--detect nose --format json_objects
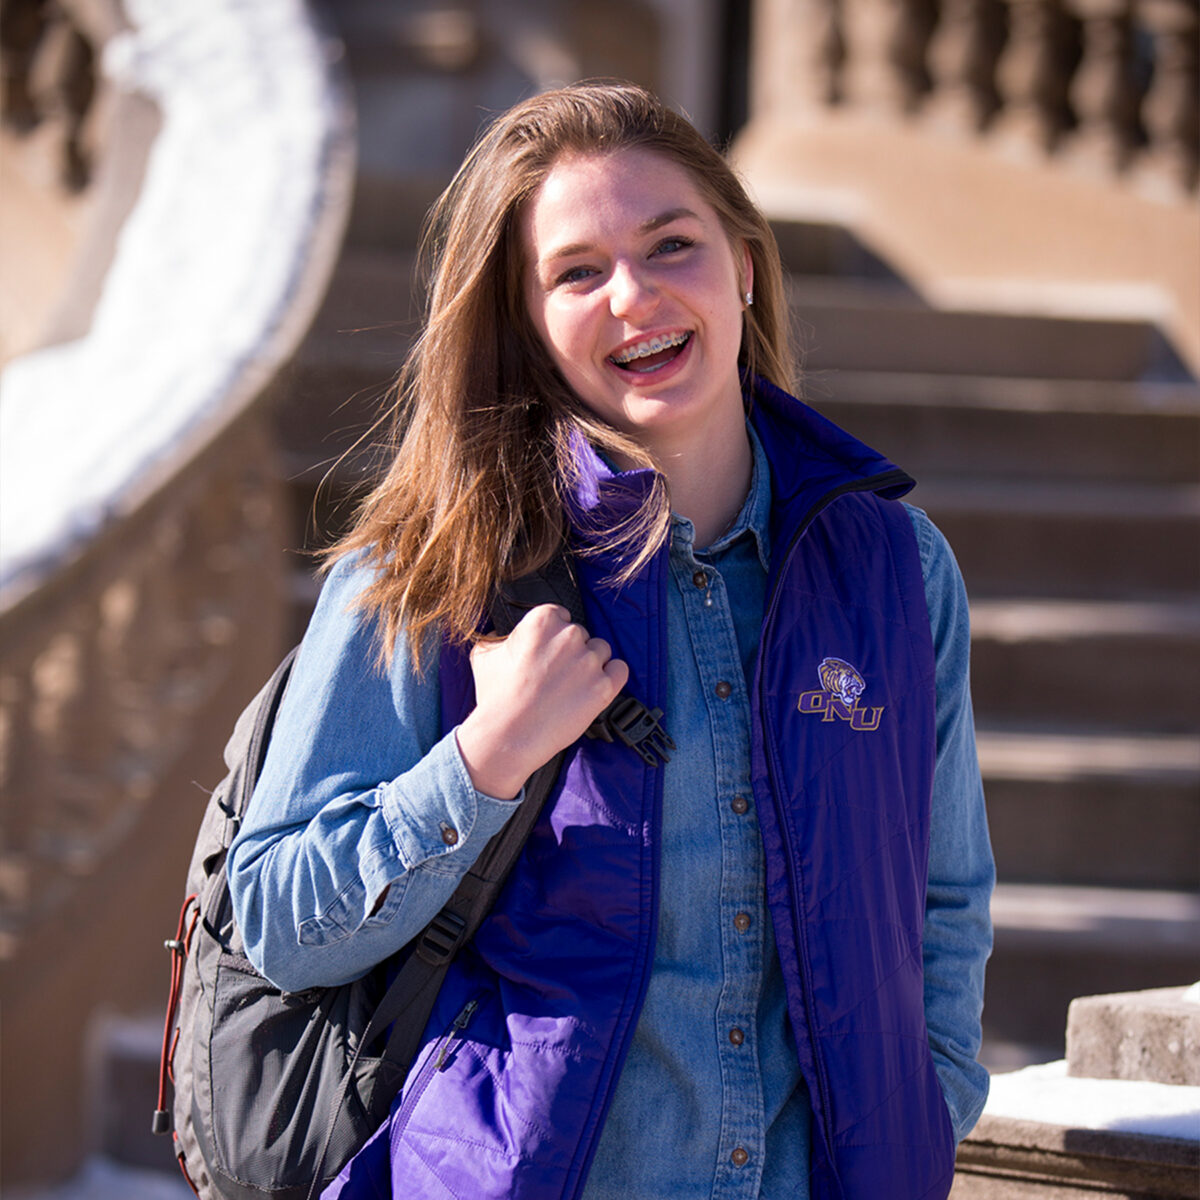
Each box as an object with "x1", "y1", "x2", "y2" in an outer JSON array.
[{"x1": 607, "y1": 260, "x2": 658, "y2": 321}]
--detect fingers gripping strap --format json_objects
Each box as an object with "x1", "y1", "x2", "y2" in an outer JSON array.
[{"x1": 490, "y1": 555, "x2": 673, "y2": 765}]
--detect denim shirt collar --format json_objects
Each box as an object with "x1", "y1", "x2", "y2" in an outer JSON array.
[{"x1": 670, "y1": 423, "x2": 772, "y2": 571}]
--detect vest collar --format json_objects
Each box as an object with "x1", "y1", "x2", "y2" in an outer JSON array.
[
  {"x1": 561, "y1": 377, "x2": 915, "y2": 569},
  {"x1": 747, "y1": 374, "x2": 915, "y2": 552}
]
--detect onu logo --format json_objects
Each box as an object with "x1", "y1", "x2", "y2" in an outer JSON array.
[{"x1": 797, "y1": 657, "x2": 884, "y2": 732}]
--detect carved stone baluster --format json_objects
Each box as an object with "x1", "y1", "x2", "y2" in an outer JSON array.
[
  {"x1": 18, "y1": 1, "x2": 97, "y2": 190},
  {"x1": 98, "y1": 574, "x2": 161, "y2": 803},
  {"x1": 797, "y1": 0, "x2": 845, "y2": 107},
  {"x1": 1137, "y1": 0, "x2": 1199, "y2": 192},
  {"x1": 1064, "y1": 0, "x2": 1139, "y2": 172},
  {"x1": 0, "y1": 0, "x2": 50, "y2": 133},
  {"x1": 892, "y1": 0, "x2": 938, "y2": 110},
  {"x1": 993, "y1": 0, "x2": 1074, "y2": 151},
  {"x1": 925, "y1": 0, "x2": 1006, "y2": 130},
  {"x1": 843, "y1": 0, "x2": 930, "y2": 112},
  {"x1": 753, "y1": 0, "x2": 844, "y2": 115}
]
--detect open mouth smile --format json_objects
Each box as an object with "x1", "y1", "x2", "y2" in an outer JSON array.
[{"x1": 608, "y1": 331, "x2": 692, "y2": 374}]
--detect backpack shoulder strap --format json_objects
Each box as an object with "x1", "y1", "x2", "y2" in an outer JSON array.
[
  {"x1": 232, "y1": 645, "x2": 300, "y2": 817},
  {"x1": 356, "y1": 553, "x2": 584, "y2": 1086},
  {"x1": 187, "y1": 644, "x2": 300, "y2": 919}
]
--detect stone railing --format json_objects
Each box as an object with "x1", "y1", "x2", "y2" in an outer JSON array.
[
  {"x1": 754, "y1": 0, "x2": 1197, "y2": 194},
  {"x1": 0, "y1": 0, "x2": 354, "y2": 1183},
  {"x1": 737, "y1": 0, "x2": 1200, "y2": 373}
]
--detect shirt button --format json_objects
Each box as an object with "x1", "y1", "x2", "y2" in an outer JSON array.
[
  {"x1": 440, "y1": 826, "x2": 459, "y2": 846},
  {"x1": 734, "y1": 912, "x2": 752, "y2": 933},
  {"x1": 729, "y1": 1026, "x2": 745, "y2": 1046},
  {"x1": 692, "y1": 569, "x2": 707, "y2": 588},
  {"x1": 731, "y1": 795, "x2": 749, "y2": 815},
  {"x1": 715, "y1": 681, "x2": 732, "y2": 699},
  {"x1": 731, "y1": 1147, "x2": 749, "y2": 1167}
]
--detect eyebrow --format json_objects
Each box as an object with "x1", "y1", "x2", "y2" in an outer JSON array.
[{"x1": 541, "y1": 207, "x2": 702, "y2": 263}]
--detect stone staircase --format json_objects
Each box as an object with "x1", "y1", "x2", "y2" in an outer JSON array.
[{"x1": 779, "y1": 224, "x2": 1200, "y2": 1067}]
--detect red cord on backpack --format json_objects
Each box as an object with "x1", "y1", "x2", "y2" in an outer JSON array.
[{"x1": 154, "y1": 894, "x2": 199, "y2": 1135}]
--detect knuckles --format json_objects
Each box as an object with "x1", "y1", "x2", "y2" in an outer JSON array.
[{"x1": 477, "y1": 604, "x2": 627, "y2": 706}]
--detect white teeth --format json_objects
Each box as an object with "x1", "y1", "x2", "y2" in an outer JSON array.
[{"x1": 611, "y1": 332, "x2": 690, "y2": 365}]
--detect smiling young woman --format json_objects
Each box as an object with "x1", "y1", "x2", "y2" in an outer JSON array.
[{"x1": 227, "y1": 82, "x2": 994, "y2": 1200}]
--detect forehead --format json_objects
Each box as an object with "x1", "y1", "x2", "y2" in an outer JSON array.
[{"x1": 521, "y1": 147, "x2": 721, "y2": 258}]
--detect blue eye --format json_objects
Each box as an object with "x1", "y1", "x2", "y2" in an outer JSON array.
[
  {"x1": 654, "y1": 236, "x2": 693, "y2": 255},
  {"x1": 555, "y1": 265, "x2": 595, "y2": 286}
]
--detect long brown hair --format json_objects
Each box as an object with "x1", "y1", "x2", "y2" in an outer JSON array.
[{"x1": 328, "y1": 82, "x2": 794, "y2": 665}]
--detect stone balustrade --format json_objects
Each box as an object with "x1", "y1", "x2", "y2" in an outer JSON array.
[
  {"x1": 739, "y1": 0, "x2": 1200, "y2": 374},
  {"x1": 755, "y1": 0, "x2": 1198, "y2": 194},
  {"x1": 0, "y1": 420, "x2": 284, "y2": 965},
  {"x1": 0, "y1": 0, "x2": 354, "y2": 1183}
]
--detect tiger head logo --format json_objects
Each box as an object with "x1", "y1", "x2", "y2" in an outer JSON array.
[{"x1": 818, "y1": 657, "x2": 866, "y2": 708}]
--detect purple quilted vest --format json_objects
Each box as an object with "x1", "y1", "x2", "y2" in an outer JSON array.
[{"x1": 325, "y1": 380, "x2": 955, "y2": 1200}]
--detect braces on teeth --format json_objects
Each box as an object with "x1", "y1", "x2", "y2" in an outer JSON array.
[{"x1": 611, "y1": 332, "x2": 690, "y2": 365}]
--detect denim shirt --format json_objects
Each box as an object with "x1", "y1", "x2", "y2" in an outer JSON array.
[{"x1": 229, "y1": 431, "x2": 993, "y2": 1197}]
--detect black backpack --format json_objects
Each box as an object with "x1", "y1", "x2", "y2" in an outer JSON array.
[{"x1": 153, "y1": 558, "x2": 672, "y2": 1199}]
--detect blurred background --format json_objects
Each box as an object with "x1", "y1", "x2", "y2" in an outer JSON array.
[{"x1": 1, "y1": 0, "x2": 1197, "y2": 1190}]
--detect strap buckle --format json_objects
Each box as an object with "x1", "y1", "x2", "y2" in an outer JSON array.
[
  {"x1": 416, "y1": 909, "x2": 467, "y2": 966},
  {"x1": 588, "y1": 696, "x2": 675, "y2": 767}
]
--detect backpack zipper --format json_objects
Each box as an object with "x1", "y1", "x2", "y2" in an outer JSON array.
[
  {"x1": 390, "y1": 994, "x2": 484, "y2": 1147},
  {"x1": 433, "y1": 998, "x2": 479, "y2": 1070}
]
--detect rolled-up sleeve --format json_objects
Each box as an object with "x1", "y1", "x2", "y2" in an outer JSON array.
[
  {"x1": 228, "y1": 554, "x2": 521, "y2": 993},
  {"x1": 907, "y1": 504, "x2": 996, "y2": 1143}
]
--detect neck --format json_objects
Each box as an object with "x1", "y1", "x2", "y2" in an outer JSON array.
[{"x1": 652, "y1": 419, "x2": 753, "y2": 548}]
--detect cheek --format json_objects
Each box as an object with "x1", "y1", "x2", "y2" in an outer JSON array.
[{"x1": 540, "y1": 306, "x2": 591, "y2": 371}]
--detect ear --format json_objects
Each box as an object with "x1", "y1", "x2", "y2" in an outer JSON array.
[{"x1": 740, "y1": 243, "x2": 754, "y2": 304}]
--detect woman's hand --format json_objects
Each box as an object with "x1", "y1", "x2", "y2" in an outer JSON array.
[{"x1": 455, "y1": 604, "x2": 629, "y2": 799}]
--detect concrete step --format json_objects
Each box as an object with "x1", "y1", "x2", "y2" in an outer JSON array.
[
  {"x1": 786, "y1": 276, "x2": 1193, "y2": 382},
  {"x1": 969, "y1": 599, "x2": 1200, "y2": 732},
  {"x1": 266, "y1": 247, "x2": 417, "y2": 443},
  {"x1": 979, "y1": 728, "x2": 1200, "y2": 891},
  {"x1": 983, "y1": 884, "x2": 1200, "y2": 1059},
  {"x1": 807, "y1": 372, "x2": 1200, "y2": 485},
  {"x1": 910, "y1": 478, "x2": 1200, "y2": 597},
  {"x1": 6, "y1": 1158, "x2": 195, "y2": 1199},
  {"x1": 264, "y1": 248, "x2": 417, "y2": 465},
  {"x1": 770, "y1": 219, "x2": 907, "y2": 282}
]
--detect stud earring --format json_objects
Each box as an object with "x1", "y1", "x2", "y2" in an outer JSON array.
[{"x1": 744, "y1": 290, "x2": 754, "y2": 307}]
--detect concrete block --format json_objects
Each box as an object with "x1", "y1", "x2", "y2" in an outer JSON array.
[{"x1": 1067, "y1": 985, "x2": 1200, "y2": 1086}]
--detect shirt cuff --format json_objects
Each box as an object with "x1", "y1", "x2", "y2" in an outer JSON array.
[{"x1": 377, "y1": 728, "x2": 523, "y2": 873}]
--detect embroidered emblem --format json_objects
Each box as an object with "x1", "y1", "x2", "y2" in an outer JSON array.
[{"x1": 797, "y1": 657, "x2": 884, "y2": 732}]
